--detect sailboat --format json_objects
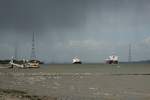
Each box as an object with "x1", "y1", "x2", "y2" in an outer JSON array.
[
  {"x1": 9, "y1": 32, "x2": 40, "y2": 68},
  {"x1": 9, "y1": 57, "x2": 40, "y2": 68}
]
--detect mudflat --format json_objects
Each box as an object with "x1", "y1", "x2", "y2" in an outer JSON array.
[{"x1": 0, "y1": 64, "x2": 150, "y2": 100}]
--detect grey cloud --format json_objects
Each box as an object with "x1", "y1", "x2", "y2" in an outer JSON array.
[{"x1": 0, "y1": 0, "x2": 150, "y2": 62}]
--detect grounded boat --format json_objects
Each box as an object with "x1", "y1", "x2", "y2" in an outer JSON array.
[
  {"x1": 105, "y1": 55, "x2": 119, "y2": 64},
  {"x1": 26, "y1": 60, "x2": 40, "y2": 68},
  {"x1": 9, "y1": 58, "x2": 40, "y2": 68},
  {"x1": 72, "y1": 57, "x2": 82, "y2": 64}
]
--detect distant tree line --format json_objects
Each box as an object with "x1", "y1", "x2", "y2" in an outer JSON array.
[
  {"x1": 121, "y1": 60, "x2": 150, "y2": 64},
  {"x1": 134, "y1": 60, "x2": 150, "y2": 63},
  {"x1": 0, "y1": 60, "x2": 10, "y2": 64}
]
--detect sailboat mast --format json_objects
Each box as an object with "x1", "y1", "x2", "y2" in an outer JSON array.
[{"x1": 30, "y1": 32, "x2": 36, "y2": 60}]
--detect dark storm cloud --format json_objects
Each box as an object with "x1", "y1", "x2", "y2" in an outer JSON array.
[
  {"x1": 0, "y1": 0, "x2": 87, "y2": 33},
  {"x1": 0, "y1": 0, "x2": 150, "y2": 62}
]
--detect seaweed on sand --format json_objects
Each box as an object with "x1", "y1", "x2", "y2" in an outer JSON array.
[{"x1": 0, "y1": 88, "x2": 57, "y2": 100}]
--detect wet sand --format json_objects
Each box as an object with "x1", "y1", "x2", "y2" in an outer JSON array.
[{"x1": 0, "y1": 64, "x2": 150, "y2": 100}]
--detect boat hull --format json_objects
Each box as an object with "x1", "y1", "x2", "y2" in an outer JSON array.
[
  {"x1": 73, "y1": 62, "x2": 82, "y2": 64},
  {"x1": 106, "y1": 60, "x2": 118, "y2": 64}
]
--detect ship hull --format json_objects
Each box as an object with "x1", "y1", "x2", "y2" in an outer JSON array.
[
  {"x1": 106, "y1": 60, "x2": 118, "y2": 64},
  {"x1": 73, "y1": 62, "x2": 82, "y2": 64}
]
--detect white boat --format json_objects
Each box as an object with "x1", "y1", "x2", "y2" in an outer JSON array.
[
  {"x1": 9, "y1": 59, "x2": 24, "y2": 68},
  {"x1": 26, "y1": 60, "x2": 40, "y2": 68},
  {"x1": 105, "y1": 55, "x2": 119, "y2": 64},
  {"x1": 9, "y1": 57, "x2": 39, "y2": 68},
  {"x1": 72, "y1": 56, "x2": 82, "y2": 64}
]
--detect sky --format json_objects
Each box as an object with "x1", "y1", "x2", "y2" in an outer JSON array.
[{"x1": 0, "y1": 0, "x2": 150, "y2": 63}]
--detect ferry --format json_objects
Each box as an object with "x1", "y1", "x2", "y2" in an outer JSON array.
[{"x1": 72, "y1": 56, "x2": 82, "y2": 64}]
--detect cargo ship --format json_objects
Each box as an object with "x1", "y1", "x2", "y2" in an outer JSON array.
[{"x1": 105, "y1": 55, "x2": 119, "y2": 64}]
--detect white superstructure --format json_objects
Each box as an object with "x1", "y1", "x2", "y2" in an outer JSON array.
[
  {"x1": 105, "y1": 55, "x2": 119, "y2": 64},
  {"x1": 72, "y1": 56, "x2": 82, "y2": 64}
]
